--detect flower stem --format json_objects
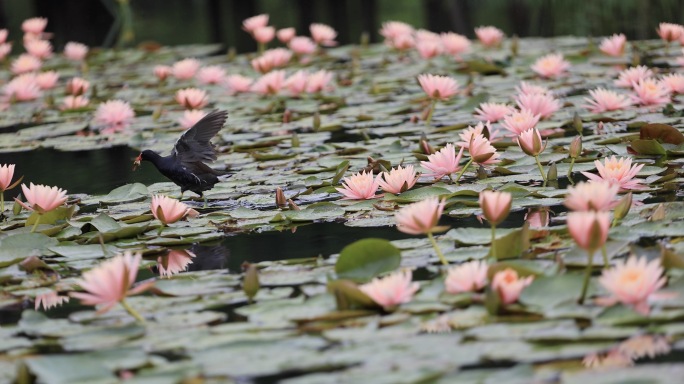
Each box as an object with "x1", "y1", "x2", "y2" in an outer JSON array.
[
  {"x1": 567, "y1": 158, "x2": 575, "y2": 178},
  {"x1": 424, "y1": 100, "x2": 436, "y2": 128},
  {"x1": 601, "y1": 245, "x2": 609, "y2": 267},
  {"x1": 31, "y1": 215, "x2": 41, "y2": 233},
  {"x1": 578, "y1": 250, "x2": 594, "y2": 304},
  {"x1": 490, "y1": 224, "x2": 497, "y2": 260},
  {"x1": 454, "y1": 158, "x2": 474, "y2": 184},
  {"x1": 427, "y1": 231, "x2": 448, "y2": 266},
  {"x1": 258, "y1": 42, "x2": 265, "y2": 55},
  {"x1": 157, "y1": 224, "x2": 165, "y2": 235},
  {"x1": 120, "y1": 299, "x2": 146, "y2": 324},
  {"x1": 0, "y1": 191, "x2": 4, "y2": 212},
  {"x1": 534, "y1": 156, "x2": 547, "y2": 182}
]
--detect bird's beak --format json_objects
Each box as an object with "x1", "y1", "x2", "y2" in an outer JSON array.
[{"x1": 132, "y1": 154, "x2": 142, "y2": 171}]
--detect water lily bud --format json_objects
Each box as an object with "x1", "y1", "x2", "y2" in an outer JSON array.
[
  {"x1": 569, "y1": 136, "x2": 582, "y2": 159},
  {"x1": 291, "y1": 131, "x2": 300, "y2": 147},
  {"x1": 613, "y1": 192, "x2": 632, "y2": 222},
  {"x1": 517, "y1": 128, "x2": 546, "y2": 157},
  {"x1": 312, "y1": 111, "x2": 321, "y2": 131},
  {"x1": 573, "y1": 112, "x2": 583, "y2": 135},
  {"x1": 360, "y1": 31, "x2": 370, "y2": 48},
  {"x1": 242, "y1": 262, "x2": 260, "y2": 302},
  {"x1": 510, "y1": 34, "x2": 519, "y2": 57},
  {"x1": 547, "y1": 162, "x2": 558, "y2": 180},
  {"x1": 419, "y1": 134, "x2": 434, "y2": 154},
  {"x1": 479, "y1": 190, "x2": 512, "y2": 226},
  {"x1": 275, "y1": 187, "x2": 287, "y2": 208}
]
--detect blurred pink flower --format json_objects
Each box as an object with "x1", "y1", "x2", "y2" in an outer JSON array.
[
  {"x1": 35, "y1": 71, "x2": 59, "y2": 90},
  {"x1": 178, "y1": 109, "x2": 207, "y2": 129},
  {"x1": 175, "y1": 88, "x2": 209, "y2": 109},
  {"x1": 224, "y1": 74, "x2": 253, "y2": 94},
  {"x1": 197, "y1": 65, "x2": 226, "y2": 85},
  {"x1": 288, "y1": 36, "x2": 317, "y2": 55},
  {"x1": 444, "y1": 260, "x2": 488, "y2": 294},
  {"x1": 158, "y1": 249, "x2": 196, "y2": 277},
  {"x1": 395, "y1": 197, "x2": 445, "y2": 235},
  {"x1": 598, "y1": 256, "x2": 667, "y2": 315},
  {"x1": 61, "y1": 95, "x2": 89, "y2": 110},
  {"x1": 65, "y1": 77, "x2": 89, "y2": 96},
  {"x1": 501, "y1": 109, "x2": 540, "y2": 136},
  {"x1": 172, "y1": 58, "x2": 201, "y2": 80},
  {"x1": 564, "y1": 181, "x2": 619, "y2": 212},
  {"x1": 567, "y1": 211, "x2": 610, "y2": 253},
  {"x1": 25, "y1": 39, "x2": 52, "y2": 59},
  {"x1": 153, "y1": 65, "x2": 172, "y2": 81},
  {"x1": 418, "y1": 74, "x2": 458, "y2": 100},
  {"x1": 474, "y1": 26, "x2": 504, "y2": 47},
  {"x1": 531, "y1": 53, "x2": 570, "y2": 78},
  {"x1": 251, "y1": 48, "x2": 292, "y2": 73},
  {"x1": 618, "y1": 335, "x2": 671, "y2": 360},
  {"x1": 525, "y1": 208, "x2": 550, "y2": 229},
  {"x1": 151, "y1": 194, "x2": 193, "y2": 225},
  {"x1": 15, "y1": 183, "x2": 67, "y2": 214},
  {"x1": 415, "y1": 29, "x2": 441, "y2": 44},
  {"x1": 492, "y1": 268, "x2": 534, "y2": 305},
  {"x1": 359, "y1": 269, "x2": 419, "y2": 310},
  {"x1": 335, "y1": 170, "x2": 379, "y2": 200},
  {"x1": 380, "y1": 21, "x2": 414, "y2": 41},
  {"x1": 421, "y1": 143, "x2": 464, "y2": 180},
  {"x1": 517, "y1": 128, "x2": 546, "y2": 157},
  {"x1": 22, "y1": 17, "x2": 47, "y2": 35},
  {"x1": 0, "y1": 164, "x2": 16, "y2": 191},
  {"x1": 35, "y1": 290, "x2": 70, "y2": 311},
  {"x1": 0, "y1": 42, "x2": 11, "y2": 60},
  {"x1": 3, "y1": 74, "x2": 41, "y2": 101},
  {"x1": 388, "y1": 33, "x2": 415, "y2": 51},
  {"x1": 285, "y1": 70, "x2": 308, "y2": 96},
  {"x1": 277, "y1": 27, "x2": 296, "y2": 43},
  {"x1": 64, "y1": 41, "x2": 88, "y2": 61},
  {"x1": 377, "y1": 165, "x2": 418, "y2": 194},
  {"x1": 242, "y1": 14, "x2": 269, "y2": 34},
  {"x1": 11, "y1": 54, "x2": 42, "y2": 74},
  {"x1": 656, "y1": 22, "x2": 684, "y2": 43},
  {"x1": 251, "y1": 70, "x2": 286, "y2": 95},
  {"x1": 614, "y1": 65, "x2": 653, "y2": 87},
  {"x1": 253, "y1": 26, "x2": 275, "y2": 44},
  {"x1": 310, "y1": 23, "x2": 337, "y2": 46},
  {"x1": 473, "y1": 102, "x2": 514, "y2": 123},
  {"x1": 584, "y1": 88, "x2": 632, "y2": 113},
  {"x1": 305, "y1": 69, "x2": 333, "y2": 93},
  {"x1": 515, "y1": 92, "x2": 561, "y2": 119},
  {"x1": 468, "y1": 134, "x2": 499, "y2": 165},
  {"x1": 582, "y1": 156, "x2": 645, "y2": 191},
  {"x1": 416, "y1": 40, "x2": 442, "y2": 59},
  {"x1": 440, "y1": 32, "x2": 470, "y2": 58},
  {"x1": 599, "y1": 34, "x2": 627, "y2": 56},
  {"x1": 631, "y1": 78, "x2": 671, "y2": 106},
  {"x1": 93, "y1": 100, "x2": 135, "y2": 132},
  {"x1": 70, "y1": 251, "x2": 151, "y2": 314},
  {"x1": 516, "y1": 81, "x2": 549, "y2": 96},
  {"x1": 479, "y1": 190, "x2": 512, "y2": 226},
  {"x1": 661, "y1": 73, "x2": 684, "y2": 94}
]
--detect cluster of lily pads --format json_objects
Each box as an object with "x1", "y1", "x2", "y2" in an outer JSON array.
[{"x1": 1, "y1": 13, "x2": 684, "y2": 383}]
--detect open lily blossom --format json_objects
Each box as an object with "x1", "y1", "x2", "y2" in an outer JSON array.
[
  {"x1": 515, "y1": 92, "x2": 561, "y2": 119},
  {"x1": 416, "y1": 40, "x2": 442, "y2": 59},
  {"x1": 388, "y1": 33, "x2": 415, "y2": 51},
  {"x1": 197, "y1": 65, "x2": 226, "y2": 85},
  {"x1": 25, "y1": 39, "x2": 53, "y2": 59},
  {"x1": 175, "y1": 88, "x2": 209, "y2": 109},
  {"x1": 251, "y1": 70, "x2": 286, "y2": 95},
  {"x1": 631, "y1": 78, "x2": 671, "y2": 106},
  {"x1": 474, "y1": 26, "x2": 504, "y2": 47},
  {"x1": 305, "y1": 69, "x2": 334, "y2": 93},
  {"x1": 3, "y1": 74, "x2": 42, "y2": 101},
  {"x1": 178, "y1": 109, "x2": 207, "y2": 129},
  {"x1": 564, "y1": 181, "x2": 619, "y2": 212},
  {"x1": 172, "y1": 58, "x2": 201, "y2": 80},
  {"x1": 285, "y1": 70, "x2": 309, "y2": 96},
  {"x1": 598, "y1": 256, "x2": 668, "y2": 315},
  {"x1": 440, "y1": 32, "x2": 470, "y2": 58},
  {"x1": 473, "y1": 102, "x2": 514, "y2": 123},
  {"x1": 224, "y1": 74, "x2": 253, "y2": 94},
  {"x1": 35, "y1": 71, "x2": 59, "y2": 90},
  {"x1": 11, "y1": 54, "x2": 42, "y2": 74},
  {"x1": 93, "y1": 100, "x2": 135, "y2": 132},
  {"x1": 492, "y1": 268, "x2": 534, "y2": 305},
  {"x1": 277, "y1": 27, "x2": 296, "y2": 43},
  {"x1": 420, "y1": 143, "x2": 464, "y2": 180},
  {"x1": 242, "y1": 14, "x2": 269, "y2": 34},
  {"x1": 61, "y1": 95, "x2": 89, "y2": 110},
  {"x1": 16, "y1": 183, "x2": 67, "y2": 214},
  {"x1": 35, "y1": 291, "x2": 70, "y2": 311},
  {"x1": 661, "y1": 73, "x2": 684, "y2": 94},
  {"x1": 444, "y1": 260, "x2": 488, "y2": 294},
  {"x1": 253, "y1": 26, "x2": 275, "y2": 44},
  {"x1": 582, "y1": 156, "x2": 645, "y2": 191},
  {"x1": 656, "y1": 22, "x2": 684, "y2": 43},
  {"x1": 377, "y1": 165, "x2": 418, "y2": 194},
  {"x1": 289, "y1": 36, "x2": 317, "y2": 55},
  {"x1": 64, "y1": 41, "x2": 88, "y2": 61},
  {"x1": 158, "y1": 249, "x2": 196, "y2": 277},
  {"x1": 599, "y1": 33, "x2": 627, "y2": 56},
  {"x1": 65, "y1": 77, "x2": 90, "y2": 96},
  {"x1": 457, "y1": 122, "x2": 496, "y2": 148},
  {"x1": 418, "y1": 74, "x2": 458, "y2": 100},
  {"x1": 614, "y1": 65, "x2": 653, "y2": 88},
  {"x1": 395, "y1": 197, "x2": 445, "y2": 235},
  {"x1": 584, "y1": 88, "x2": 632, "y2": 113},
  {"x1": 359, "y1": 269, "x2": 419, "y2": 310},
  {"x1": 22, "y1": 17, "x2": 47, "y2": 35},
  {"x1": 151, "y1": 194, "x2": 195, "y2": 225},
  {"x1": 380, "y1": 21, "x2": 414, "y2": 42},
  {"x1": 154, "y1": 65, "x2": 172, "y2": 81},
  {"x1": 501, "y1": 109, "x2": 540, "y2": 136},
  {"x1": 310, "y1": 23, "x2": 337, "y2": 46},
  {"x1": 531, "y1": 53, "x2": 570, "y2": 78},
  {"x1": 336, "y1": 170, "x2": 379, "y2": 200}
]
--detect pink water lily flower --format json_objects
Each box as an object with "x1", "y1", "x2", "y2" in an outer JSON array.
[
  {"x1": 336, "y1": 170, "x2": 380, "y2": 200},
  {"x1": 457, "y1": 122, "x2": 499, "y2": 148},
  {"x1": 172, "y1": 58, "x2": 201, "y2": 80},
  {"x1": 25, "y1": 39, "x2": 52, "y2": 59},
  {"x1": 440, "y1": 32, "x2": 470, "y2": 58},
  {"x1": 253, "y1": 26, "x2": 275, "y2": 44},
  {"x1": 517, "y1": 128, "x2": 546, "y2": 157},
  {"x1": 479, "y1": 190, "x2": 512, "y2": 226},
  {"x1": 501, "y1": 109, "x2": 540, "y2": 136},
  {"x1": 306, "y1": 69, "x2": 333, "y2": 93},
  {"x1": 93, "y1": 100, "x2": 135, "y2": 133},
  {"x1": 474, "y1": 26, "x2": 504, "y2": 47},
  {"x1": 599, "y1": 34, "x2": 627, "y2": 56},
  {"x1": 66, "y1": 77, "x2": 89, "y2": 96},
  {"x1": 3, "y1": 74, "x2": 42, "y2": 101},
  {"x1": 151, "y1": 195, "x2": 194, "y2": 225},
  {"x1": 70, "y1": 251, "x2": 151, "y2": 314},
  {"x1": 598, "y1": 256, "x2": 668, "y2": 315},
  {"x1": 418, "y1": 74, "x2": 458, "y2": 100},
  {"x1": 178, "y1": 109, "x2": 207, "y2": 129},
  {"x1": 61, "y1": 95, "x2": 89, "y2": 110},
  {"x1": 584, "y1": 88, "x2": 632, "y2": 113},
  {"x1": 468, "y1": 134, "x2": 499, "y2": 165},
  {"x1": 35, "y1": 291, "x2": 70, "y2": 311},
  {"x1": 516, "y1": 81, "x2": 550, "y2": 96},
  {"x1": 11, "y1": 54, "x2": 41, "y2": 74},
  {"x1": 242, "y1": 14, "x2": 269, "y2": 34},
  {"x1": 564, "y1": 181, "x2": 619, "y2": 212},
  {"x1": 444, "y1": 260, "x2": 488, "y2": 294},
  {"x1": 380, "y1": 21, "x2": 414, "y2": 42},
  {"x1": 515, "y1": 92, "x2": 561, "y2": 119},
  {"x1": 531, "y1": 53, "x2": 570, "y2": 78},
  {"x1": 359, "y1": 269, "x2": 419, "y2": 310},
  {"x1": 154, "y1": 65, "x2": 172, "y2": 81},
  {"x1": 661, "y1": 73, "x2": 684, "y2": 94},
  {"x1": 473, "y1": 102, "x2": 514, "y2": 123},
  {"x1": 416, "y1": 40, "x2": 442, "y2": 59},
  {"x1": 614, "y1": 65, "x2": 653, "y2": 88},
  {"x1": 567, "y1": 211, "x2": 611, "y2": 253},
  {"x1": 64, "y1": 41, "x2": 88, "y2": 61},
  {"x1": 197, "y1": 65, "x2": 226, "y2": 85},
  {"x1": 251, "y1": 70, "x2": 286, "y2": 95},
  {"x1": 582, "y1": 156, "x2": 645, "y2": 191},
  {"x1": 158, "y1": 249, "x2": 196, "y2": 277},
  {"x1": 175, "y1": 88, "x2": 209, "y2": 109},
  {"x1": 35, "y1": 71, "x2": 59, "y2": 90},
  {"x1": 224, "y1": 74, "x2": 252, "y2": 94},
  {"x1": 388, "y1": 33, "x2": 415, "y2": 51},
  {"x1": 377, "y1": 165, "x2": 418, "y2": 194},
  {"x1": 492, "y1": 268, "x2": 534, "y2": 305},
  {"x1": 285, "y1": 70, "x2": 308, "y2": 96},
  {"x1": 421, "y1": 143, "x2": 465, "y2": 180},
  {"x1": 277, "y1": 27, "x2": 296, "y2": 43},
  {"x1": 16, "y1": 183, "x2": 67, "y2": 214},
  {"x1": 22, "y1": 17, "x2": 48, "y2": 35},
  {"x1": 310, "y1": 23, "x2": 337, "y2": 46},
  {"x1": 289, "y1": 36, "x2": 317, "y2": 55},
  {"x1": 395, "y1": 197, "x2": 445, "y2": 235},
  {"x1": 251, "y1": 48, "x2": 292, "y2": 73},
  {"x1": 0, "y1": 164, "x2": 16, "y2": 191},
  {"x1": 657, "y1": 22, "x2": 684, "y2": 43},
  {"x1": 631, "y1": 78, "x2": 671, "y2": 106}
]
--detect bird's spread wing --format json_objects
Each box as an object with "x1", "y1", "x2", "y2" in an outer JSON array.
[{"x1": 173, "y1": 110, "x2": 228, "y2": 165}]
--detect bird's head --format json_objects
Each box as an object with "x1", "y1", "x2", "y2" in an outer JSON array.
[{"x1": 132, "y1": 153, "x2": 142, "y2": 171}]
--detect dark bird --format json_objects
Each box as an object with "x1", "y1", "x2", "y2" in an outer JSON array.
[{"x1": 133, "y1": 110, "x2": 228, "y2": 205}]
